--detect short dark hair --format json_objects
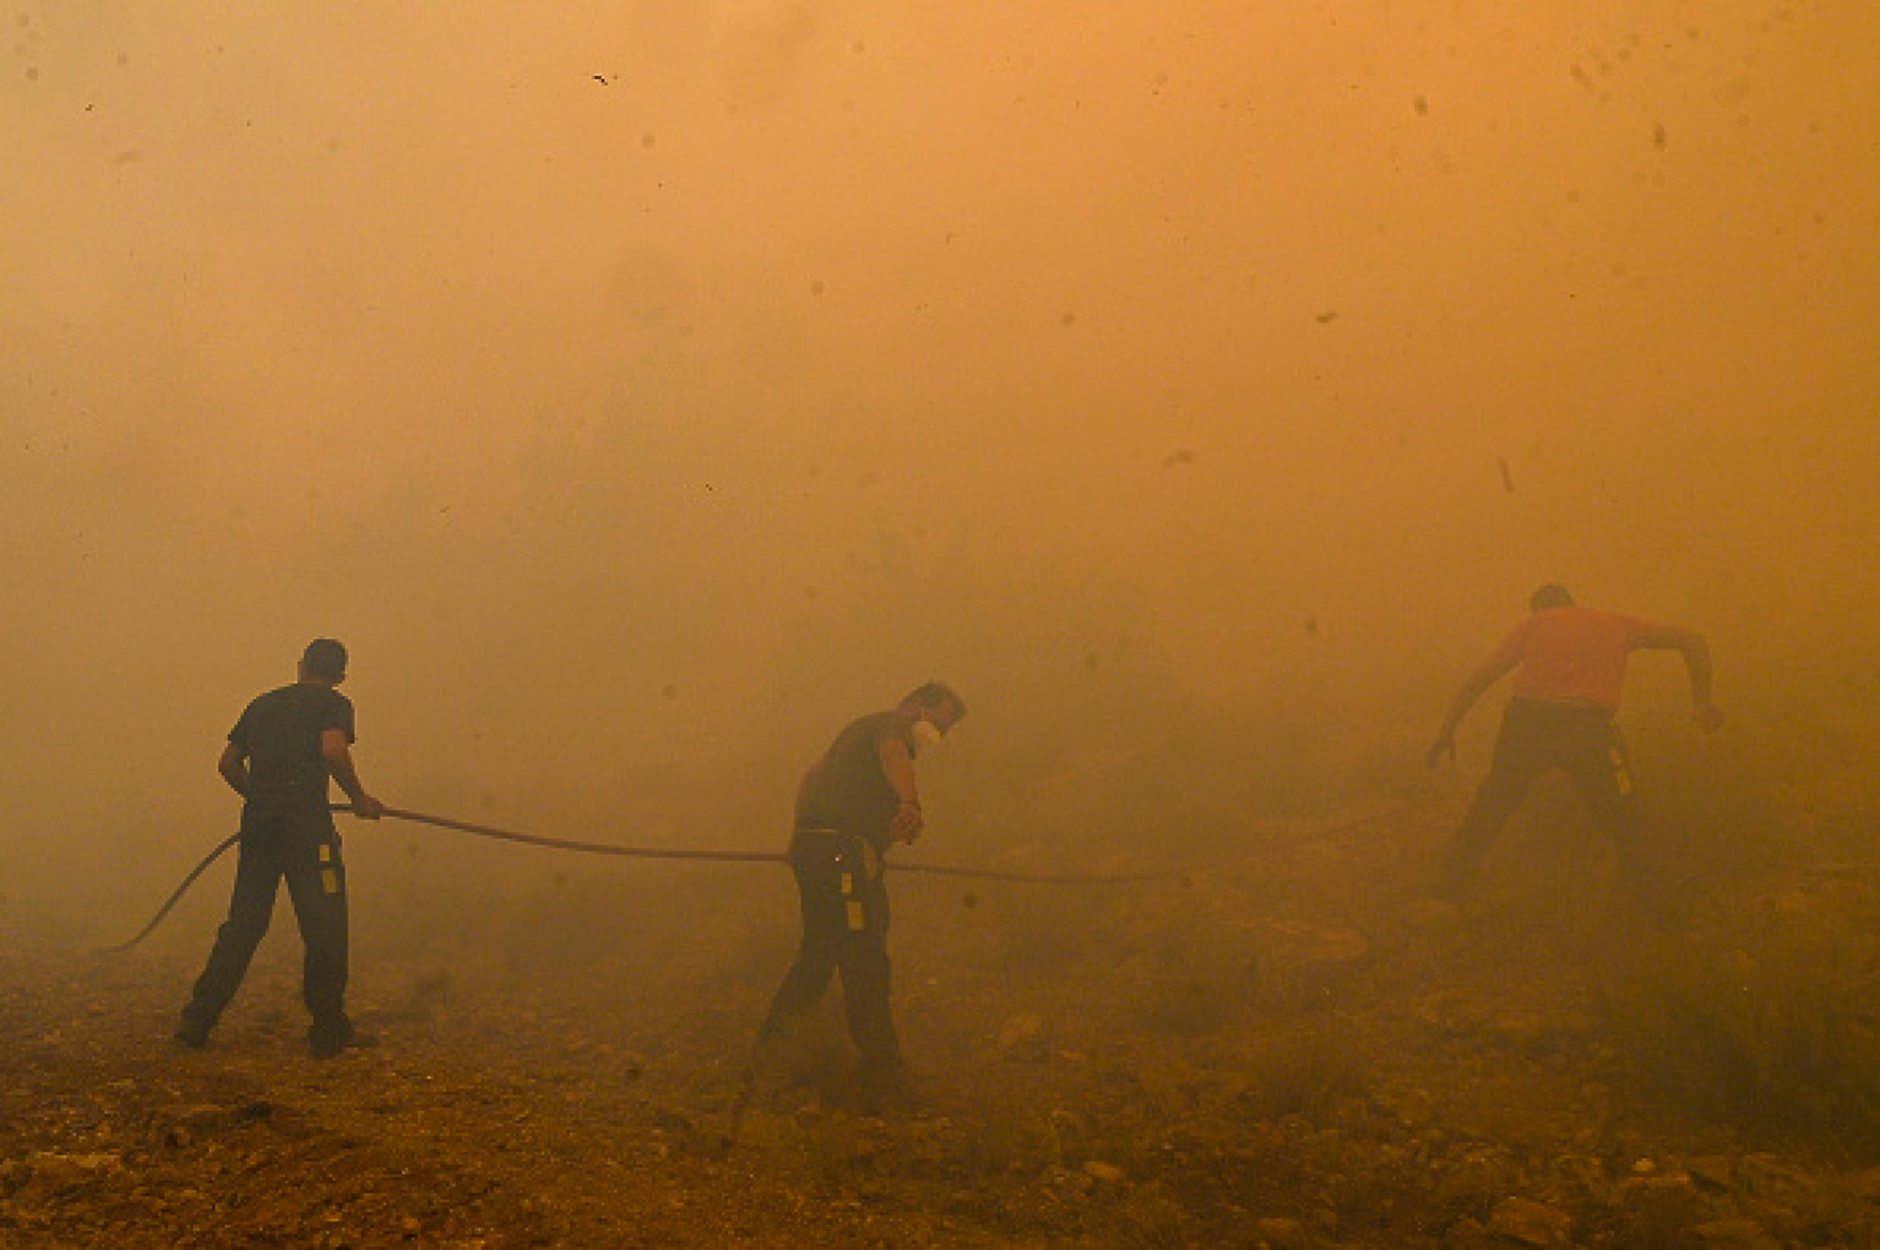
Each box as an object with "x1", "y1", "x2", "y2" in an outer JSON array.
[
  {"x1": 302, "y1": 638, "x2": 349, "y2": 682},
  {"x1": 1530, "y1": 584, "x2": 1575, "y2": 612},
  {"x1": 902, "y1": 681, "x2": 965, "y2": 718}
]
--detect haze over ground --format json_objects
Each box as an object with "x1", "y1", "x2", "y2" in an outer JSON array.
[{"x1": 4, "y1": 2, "x2": 1875, "y2": 936}]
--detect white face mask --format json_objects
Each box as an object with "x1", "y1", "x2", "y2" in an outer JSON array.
[{"x1": 911, "y1": 719, "x2": 944, "y2": 750}]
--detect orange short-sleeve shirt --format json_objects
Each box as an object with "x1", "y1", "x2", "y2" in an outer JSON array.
[{"x1": 1487, "y1": 605, "x2": 1658, "y2": 714}]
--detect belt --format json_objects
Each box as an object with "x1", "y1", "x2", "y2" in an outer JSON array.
[
  {"x1": 792, "y1": 827, "x2": 884, "y2": 882},
  {"x1": 1510, "y1": 696, "x2": 1614, "y2": 718}
]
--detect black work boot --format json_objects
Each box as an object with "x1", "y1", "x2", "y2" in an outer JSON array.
[
  {"x1": 173, "y1": 1017, "x2": 212, "y2": 1049},
  {"x1": 308, "y1": 1017, "x2": 374, "y2": 1059},
  {"x1": 858, "y1": 1059, "x2": 920, "y2": 1115}
]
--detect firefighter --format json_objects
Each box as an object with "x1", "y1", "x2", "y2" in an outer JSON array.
[
  {"x1": 758, "y1": 682, "x2": 966, "y2": 1107},
  {"x1": 1427, "y1": 584, "x2": 1723, "y2": 905},
  {"x1": 175, "y1": 639, "x2": 385, "y2": 1057}
]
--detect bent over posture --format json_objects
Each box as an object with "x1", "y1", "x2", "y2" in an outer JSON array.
[
  {"x1": 758, "y1": 682, "x2": 966, "y2": 1104},
  {"x1": 1428, "y1": 585, "x2": 1722, "y2": 903},
  {"x1": 176, "y1": 639, "x2": 385, "y2": 1057}
]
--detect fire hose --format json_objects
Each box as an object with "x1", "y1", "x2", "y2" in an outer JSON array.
[{"x1": 99, "y1": 804, "x2": 1212, "y2": 955}]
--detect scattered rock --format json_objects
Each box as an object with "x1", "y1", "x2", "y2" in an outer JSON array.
[
  {"x1": 158, "y1": 1103, "x2": 236, "y2": 1134},
  {"x1": 1548, "y1": 1153, "x2": 1609, "y2": 1206},
  {"x1": 1736, "y1": 1152, "x2": 1816, "y2": 1206},
  {"x1": 1612, "y1": 1172, "x2": 1707, "y2": 1241},
  {"x1": 1254, "y1": 1214, "x2": 1310, "y2": 1248},
  {"x1": 1486, "y1": 1196, "x2": 1572, "y2": 1246},
  {"x1": 1688, "y1": 1155, "x2": 1735, "y2": 1192},
  {"x1": 1443, "y1": 1215, "x2": 1492, "y2": 1248},
  {"x1": 19, "y1": 1151, "x2": 120, "y2": 1201},
  {"x1": 1688, "y1": 1218, "x2": 1784, "y2": 1249}
]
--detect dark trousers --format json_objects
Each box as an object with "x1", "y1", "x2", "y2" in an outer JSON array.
[
  {"x1": 1444, "y1": 698, "x2": 1658, "y2": 895},
  {"x1": 182, "y1": 808, "x2": 350, "y2": 1036},
  {"x1": 760, "y1": 829, "x2": 902, "y2": 1073}
]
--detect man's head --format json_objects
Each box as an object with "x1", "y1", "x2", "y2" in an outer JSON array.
[
  {"x1": 300, "y1": 638, "x2": 349, "y2": 685},
  {"x1": 900, "y1": 681, "x2": 966, "y2": 737},
  {"x1": 1529, "y1": 583, "x2": 1575, "y2": 613}
]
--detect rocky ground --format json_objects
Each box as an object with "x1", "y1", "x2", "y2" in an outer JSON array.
[{"x1": 5, "y1": 798, "x2": 1879, "y2": 1247}]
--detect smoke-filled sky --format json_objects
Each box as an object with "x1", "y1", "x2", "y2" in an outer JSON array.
[{"x1": 4, "y1": 2, "x2": 1876, "y2": 919}]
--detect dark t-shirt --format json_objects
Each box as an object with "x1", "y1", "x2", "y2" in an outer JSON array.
[
  {"x1": 795, "y1": 710, "x2": 914, "y2": 848},
  {"x1": 229, "y1": 682, "x2": 356, "y2": 813}
]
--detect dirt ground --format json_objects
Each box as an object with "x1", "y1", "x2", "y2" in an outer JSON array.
[{"x1": 5, "y1": 800, "x2": 1879, "y2": 1248}]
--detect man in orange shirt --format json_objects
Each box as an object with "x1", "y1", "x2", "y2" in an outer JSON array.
[{"x1": 1427, "y1": 584, "x2": 1724, "y2": 903}]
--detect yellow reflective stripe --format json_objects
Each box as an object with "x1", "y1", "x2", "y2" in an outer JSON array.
[
  {"x1": 321, "y1": 868, "x2": 340, "y2": 895},
  {"x1": 846, "y1": 901, "x2": 866, "y2": 931}
]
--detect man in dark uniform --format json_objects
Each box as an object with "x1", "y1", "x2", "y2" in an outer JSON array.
[
  {"x1": 1428, "y1": 584, "x2": 1723, "y2": 903},
  {"x1": 758, "y1": 682, "x2": 966, "y2": 1104},
  {"x1": 175, "y1": 639, "x2": 385, "y2": 1057}
]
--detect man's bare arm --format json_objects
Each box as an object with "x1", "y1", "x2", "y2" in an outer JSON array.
[
  {"x1": 1428, "y1": 652, "x2": 1521, "y2": 767},
  {"x1": 322, "y1": 728, "x2": 385, "y2": 818},
  {"x1": 879, "y1": 735, "x2": 924, "y2": 844},
  {"x1": 1635, "y1": 624, "x2": 1723, "y2": 731}
]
